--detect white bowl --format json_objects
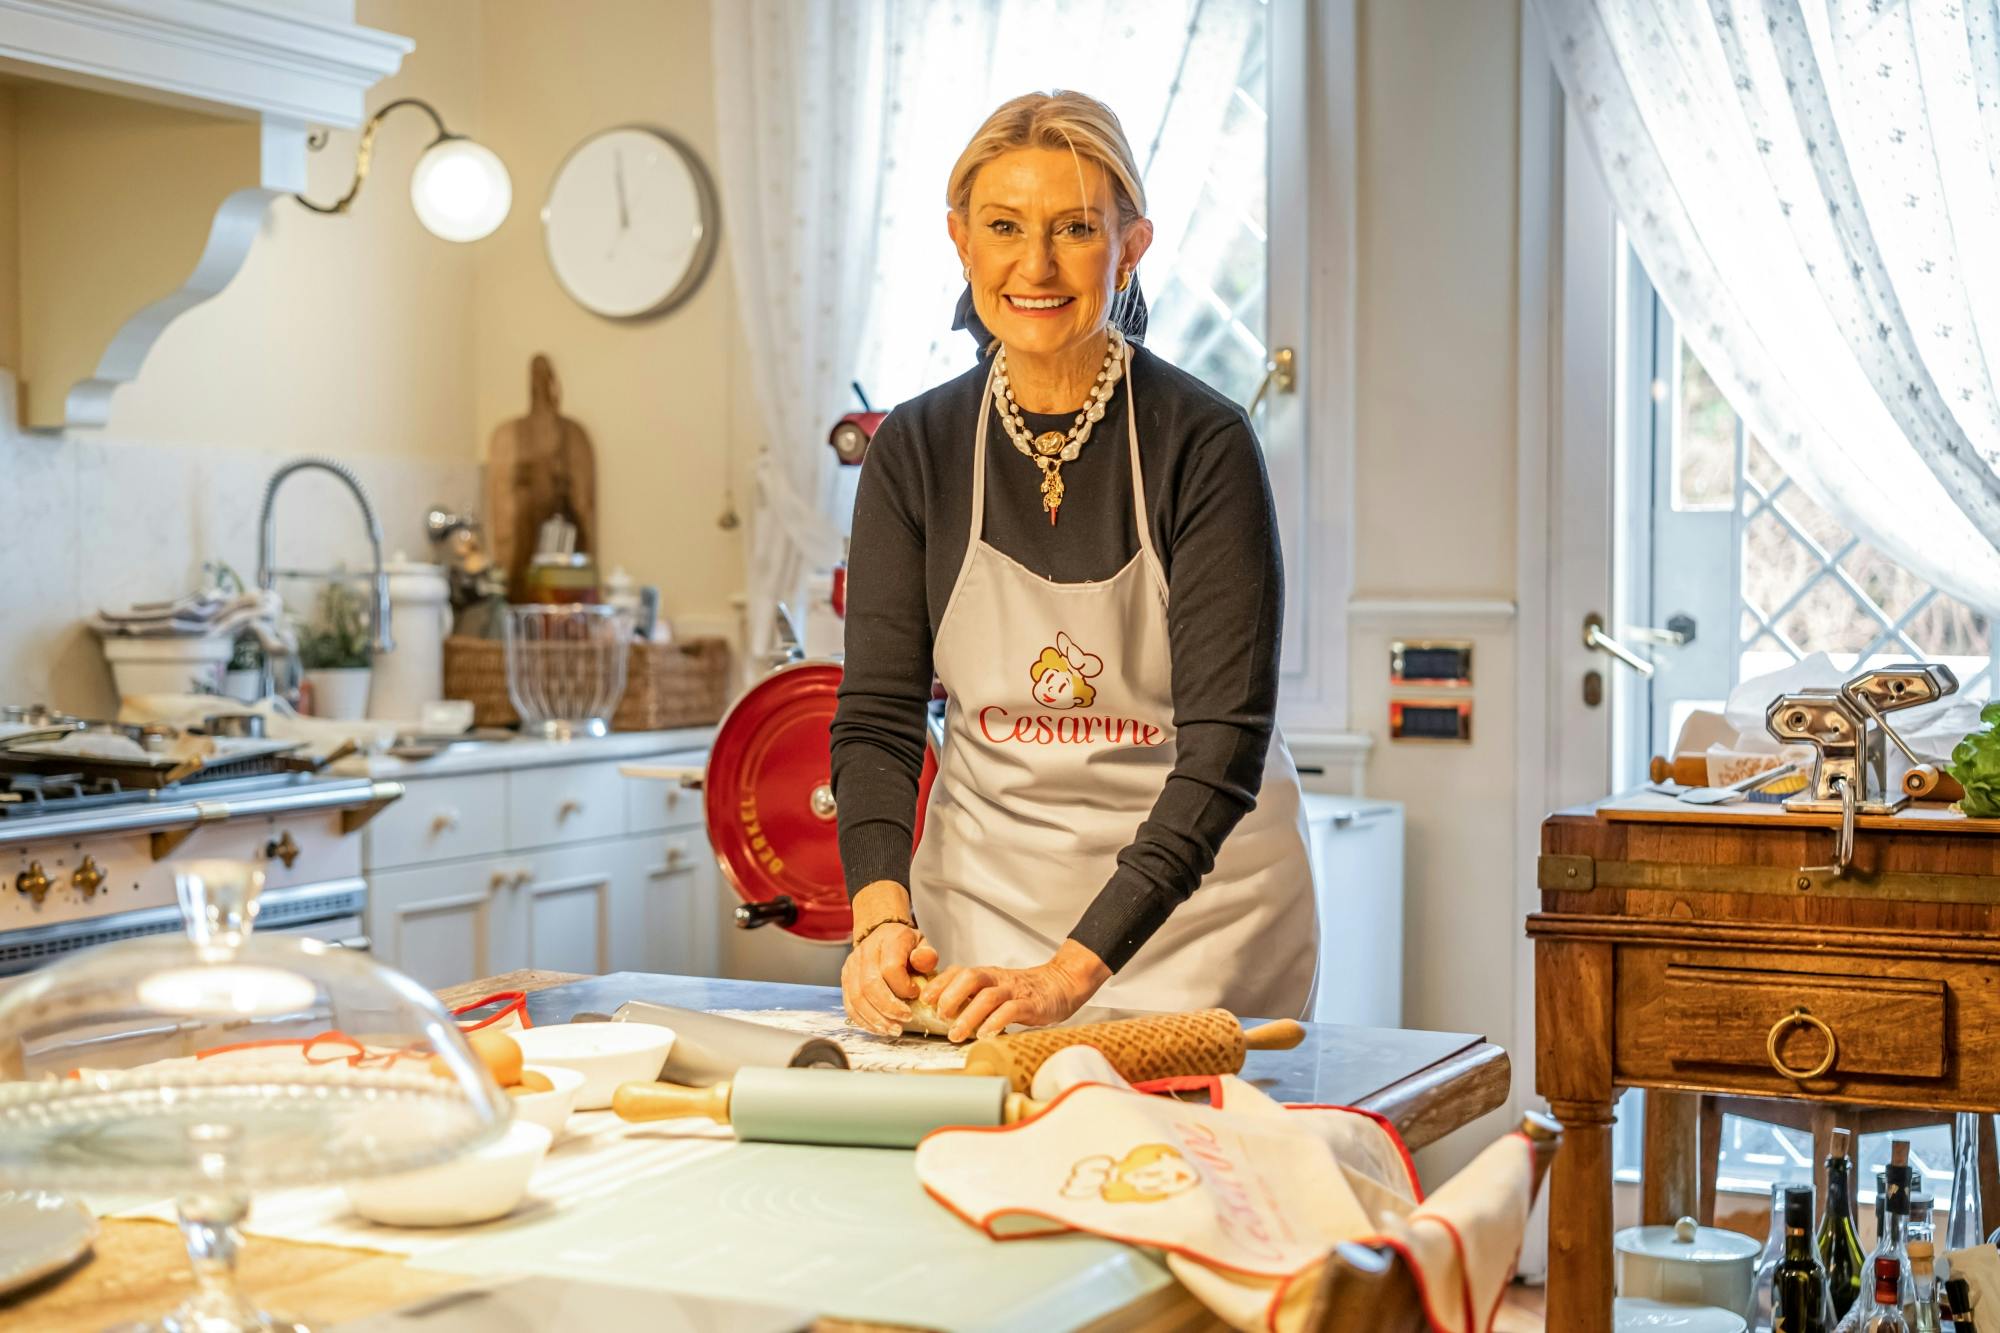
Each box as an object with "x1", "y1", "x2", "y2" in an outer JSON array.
[
  {"x1": 508, "y1": 1064, "x2": 585, "y2": 1138},
  {"x1": 513, "y1": 1022, "x2": 674, "y2": 1110},
  {"x1": 345, "y1": 1119, "x2": 551, "y2": 1228}
]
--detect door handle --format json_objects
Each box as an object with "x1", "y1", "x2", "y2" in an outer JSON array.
[
  {"x1": 1583, "y1": 613, "x2": 1655, "y2": 679},
  {"x1": 1246, "y1": 347, "x2": 1296, "y2": 416},
  {"x1": 1622, "y1": 612, "x2": 1697, "y2": 647}
]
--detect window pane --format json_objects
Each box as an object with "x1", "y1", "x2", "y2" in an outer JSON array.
[{"x1": 1673, "y1": 338, "x2": 1735, "y2": 511}]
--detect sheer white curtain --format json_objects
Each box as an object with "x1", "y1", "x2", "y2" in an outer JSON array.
[
  {"x1": 1536, "y1": 0, "x2": 2000, "y2": 612},
  {"x1": 711, "y1": 0, "x2": 1259, "y2": 659},
  {"x1": 710, "y1": 2, "x2": 905, "y2": 664}
]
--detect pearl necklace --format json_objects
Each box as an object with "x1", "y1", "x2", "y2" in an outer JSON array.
[{"x1": 990, "y1": 328, "x2": 1126, "y2": 526}]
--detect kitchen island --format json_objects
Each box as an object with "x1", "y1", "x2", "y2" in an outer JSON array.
[{"x1": 3, "y1": 970, "x2": 1511, "y2": 1332}]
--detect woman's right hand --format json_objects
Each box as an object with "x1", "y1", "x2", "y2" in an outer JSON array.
[{"x1": 841, "y1": 881, "x2": 940, "y2": 1036}]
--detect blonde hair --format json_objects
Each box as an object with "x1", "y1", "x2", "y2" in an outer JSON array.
[{"x1": 948, "y1": 91, "x2": 1147, "y2": 227}]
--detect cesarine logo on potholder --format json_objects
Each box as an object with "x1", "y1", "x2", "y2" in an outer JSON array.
[
  {"x1": 1061, "y1": 1145, "x2": 1202, "y2": 1204},
  {"x1": 1031, "y1": 632, "x2": 1103, "y2": 709}
]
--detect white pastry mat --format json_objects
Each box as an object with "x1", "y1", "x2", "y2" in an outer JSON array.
[
  {"x1": 708, "y1": 1008, "x2": 970, "y2": 1072},
  {"x1": 110, "y1": 1110, "x2": 736, "y2": 1256}
]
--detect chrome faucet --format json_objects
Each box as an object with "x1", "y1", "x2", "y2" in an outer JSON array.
[{"x1": 257, "y1": 457, "x2": 395, "y2": 663}]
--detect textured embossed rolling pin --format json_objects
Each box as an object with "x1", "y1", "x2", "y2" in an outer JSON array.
[
  {"x1": 612, "y1": 1067, "x2": 1041, "y2": 1147},
  {"x1": 958, "y1": 1009, "x2": 1307, "y2": 1094}
]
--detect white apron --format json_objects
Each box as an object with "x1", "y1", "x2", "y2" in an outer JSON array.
[{"x1": 908, "y1": 345, "x2": 1319, "y2": 1019}]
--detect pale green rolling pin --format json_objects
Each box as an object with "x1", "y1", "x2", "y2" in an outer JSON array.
[{"x1": 612, "y1": 1067, "x2": 1039, "y2": 1147}]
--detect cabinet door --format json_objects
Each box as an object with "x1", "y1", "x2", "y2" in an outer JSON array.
[
  {"x1": 637, "y1": 831, "x2": 708, "y2": 977},
  {"x1": 367, "y1": 859, "x2": 516, "y2": 991},
  {"x1": 513, "y1": 845, "x2": 639, "y2": 977}
]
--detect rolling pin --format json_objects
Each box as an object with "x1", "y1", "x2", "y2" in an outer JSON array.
[
  {"x1": 959, "y1": 1009, "x2": 1306, "y2": 1094},
  {"x1": 609, "y1": 1000, "x2": 847, "y2": 1086},
  {"x1": 612, "y1": 1067, "x2": 1039, "y2": 1147}
]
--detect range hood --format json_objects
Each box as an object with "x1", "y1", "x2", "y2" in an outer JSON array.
[{"x1": 0, "y1": 0, "x2": 410, "y2": 430}]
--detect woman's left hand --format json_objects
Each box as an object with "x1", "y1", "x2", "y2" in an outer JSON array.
[{"x1": 921, "y1": 939, "x2": 1113, "y2": 1042}]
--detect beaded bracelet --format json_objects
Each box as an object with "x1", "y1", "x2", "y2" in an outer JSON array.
[{"x1": 850, "y1": 915, "x2": 916, "y2": 948}]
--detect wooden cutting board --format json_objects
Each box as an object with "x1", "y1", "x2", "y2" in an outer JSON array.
[{"x1": 484, "y1": 354, "x2": 598, "y2": 597}]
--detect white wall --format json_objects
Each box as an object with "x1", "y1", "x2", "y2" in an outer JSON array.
[{"x1": 1348, "y1": 0, "x2": 1524, "y2": 1178}]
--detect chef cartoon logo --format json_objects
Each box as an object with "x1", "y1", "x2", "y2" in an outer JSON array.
[
  {"x1": 1061, "y1": 1145, "x2": 1200, "y2": 1205},
  {"x1": 1031, "y1": 632, "x2": 1102, "y2": 709}
]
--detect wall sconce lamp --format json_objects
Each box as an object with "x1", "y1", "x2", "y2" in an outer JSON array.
[{"x1": 295, "y1": 97, "x2": 511, "y2": 243}]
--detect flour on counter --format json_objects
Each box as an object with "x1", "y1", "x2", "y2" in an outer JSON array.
[{"x1": 709, "y1": 1009, "x2": 970, "y2": 1072}]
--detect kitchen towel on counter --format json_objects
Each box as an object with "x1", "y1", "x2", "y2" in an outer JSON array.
[{"x1": 918, "y1": 1046, "x2": 1532, "y2": 1333}]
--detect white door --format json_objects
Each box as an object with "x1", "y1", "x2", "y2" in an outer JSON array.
[{"x1": 367, "y1": 858, "x2": 515, "y2": 992}]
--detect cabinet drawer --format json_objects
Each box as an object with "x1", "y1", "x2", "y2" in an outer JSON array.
[
  {"x1": 1662, "y1": 964, "x2": 1945, "y2": 1081},
  {"x1": 625, "y1": 753, "x2": 706, "y2": 835},
  {"x1": 509, "y1": 762, "x2": 626, "y2": 849},
  {"x1": 366, "y1": 774, "x2": 507, "y2": 870}
]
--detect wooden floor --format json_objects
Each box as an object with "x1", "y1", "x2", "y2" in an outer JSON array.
[{"x1": 1492, "y1": 1281, "x2": 1546, "y2": 1332}]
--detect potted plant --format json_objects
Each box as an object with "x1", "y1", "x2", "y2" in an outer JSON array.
[
  {"x1": 222, "y1": 633, "x2": 264, "y2": 703},
  {"x1": 298, "y1": 582, "x2": 373, "y2": 720}
]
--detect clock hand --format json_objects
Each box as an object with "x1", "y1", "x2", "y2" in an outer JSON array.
[{"x1": 614, "y1": 151, "x2": 630, "y2": 231}]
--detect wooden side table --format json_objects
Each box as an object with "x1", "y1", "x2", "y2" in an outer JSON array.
[{"x1": 1529, "y1": 794, "x2": 2000, "y2": 1332}]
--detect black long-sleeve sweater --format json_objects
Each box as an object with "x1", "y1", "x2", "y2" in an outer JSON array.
[{"x1": 829, "y1": 343, "x2": 1285, "y2": 971}]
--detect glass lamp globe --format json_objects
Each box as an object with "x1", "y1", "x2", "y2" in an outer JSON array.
[
  {"x1": 408, "y1": 137, "x2": 511, "y2": 242},
  {"x1": 0, "y1": 859, "x2": 509, "y2": 1332}
]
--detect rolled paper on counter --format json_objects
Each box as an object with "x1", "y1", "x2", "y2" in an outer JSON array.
[
  {"x1": 960, "y1": 1009, "x2": 1307, "y2": 1094},
  {"x1": 613, "y1": 1000, "x2": 848, "y2": 1086},
  {"x1": 612, "y1": 1066, "x2": 1031, "y2": 1148}
]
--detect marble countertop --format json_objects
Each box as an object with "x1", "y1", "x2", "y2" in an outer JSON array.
[
  {"x1": 332, "y1": 727, "x2": 713, "y2": 779},
  {"x1": 519, "y1": 971, "x2": 1485, "y2": 1108}
]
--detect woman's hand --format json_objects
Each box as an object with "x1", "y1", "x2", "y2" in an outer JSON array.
[
  {"x1": 920, "y1": 939, "x2": 1112, "y2": 1042},
  {"x1": 842, "y1": 881, "x2": 941, "y2": 1037}
]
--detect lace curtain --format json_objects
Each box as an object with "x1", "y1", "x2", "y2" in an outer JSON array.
[
  {"x1": 1535, "y1": 0, "x2": 2000, "y2": 613},
  {"x1": 710, "y1": 0, "x2": 1260, "y2": 661}
]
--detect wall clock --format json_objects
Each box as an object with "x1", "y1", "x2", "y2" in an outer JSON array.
[{"x1": 542, "y1": 125, "x2": 720, "y2": 320}]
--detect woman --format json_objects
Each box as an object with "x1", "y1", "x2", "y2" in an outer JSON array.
[{"x1": 831, "y1": 91, "x2": 1318, "y2": 1042}]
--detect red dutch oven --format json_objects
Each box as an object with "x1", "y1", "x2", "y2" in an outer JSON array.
[{"x1": 702, "y1": 660, "x2": 938, "y2": 943}]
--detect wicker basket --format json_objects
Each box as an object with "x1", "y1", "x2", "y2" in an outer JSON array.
[{"x1": 444, "y1": 635, "x2": 731, "y2": 732}]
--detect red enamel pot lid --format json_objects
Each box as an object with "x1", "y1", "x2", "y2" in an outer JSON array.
[{"x1": 705, "y1": 660, "x2": 937, "y2": 943}]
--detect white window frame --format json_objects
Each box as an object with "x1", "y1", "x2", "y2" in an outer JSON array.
[{"x1": 1268, "y1": 0, "x2": 1357, "y2": 737}]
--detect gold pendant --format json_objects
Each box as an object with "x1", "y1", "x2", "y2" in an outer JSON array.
[
  {"x1": 1033, "y1": 430, "x2": 1067, "y2": 459},
  {"x1": 1040, "y1": 461, "x2": 1064, "y2": 526}
]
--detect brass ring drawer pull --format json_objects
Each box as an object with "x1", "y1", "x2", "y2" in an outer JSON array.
[{"x1": 1766, "y1": 1007, "x2": 1838, "y2": 1080}]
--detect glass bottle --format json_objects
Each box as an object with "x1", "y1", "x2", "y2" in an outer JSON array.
[
  {"x1": 1844, "y1": 1152, "x2": 1915, "y2": 1333},
  {"x1": 1948, "y1": 1113, "x2": 1987, "y2": 1268},
  {"x1": 1911, "y1": 1194, "x2": 1937, "y2": 1245},
  {"x1": 1775, "y1": 1184, "x2": 1833, "y2": 1333},
  {"x1": 1907, "y1": 1241, "x2": 1942, "y2": 1333},
  {"x1": 1822, "y1": 1130, "x2": 1867, "y2": 1322},
  {"x1": 1861, "y1": 1255, "x2": 1910, "y2": 1332},
  {"x1": 1758, "y1": 1180, "x2": 1791, "y2": 1331},
  {"x1": 1945, "y1": 1277, "x2": 1975, "y2": 1332}
]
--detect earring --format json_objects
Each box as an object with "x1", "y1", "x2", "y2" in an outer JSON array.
[
  {"x1": 1116, "y1": 269, "x2": 1132, "y2": 292},
  {"x1": 963, "y1": 265, "x2": 971, "y2": 281}
]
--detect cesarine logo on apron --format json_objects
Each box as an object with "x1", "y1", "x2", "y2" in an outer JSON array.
[{"x1": 977, "y1": 631, "x2": 1167, "y2": 748}]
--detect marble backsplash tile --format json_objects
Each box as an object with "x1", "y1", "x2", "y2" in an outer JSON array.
[{"x1": 1, "y1": 423, "x2": 478, "y2": 717}]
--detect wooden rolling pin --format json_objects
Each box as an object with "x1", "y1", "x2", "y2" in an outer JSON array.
[
  {"x1": 1650, "y1": 753, "x2": 1964, "y2": 801},
  {"x1": 959, "y1": 1009, "x2": 1306, "y2": 1094},
  {"x1": 612, "y1": 1067, "x2": 1039, "y2": 1147}
]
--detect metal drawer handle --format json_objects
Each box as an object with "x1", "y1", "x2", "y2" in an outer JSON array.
[
  {"x1": 558, "y1": 800, "x2": 584, "y2": 821},
  {"x1": 1767, "y1": 1007, "x2": 1838, "y2": 1081},
  {"x1": 431, "y1": 811, "x2": 459, "y2": 835}
]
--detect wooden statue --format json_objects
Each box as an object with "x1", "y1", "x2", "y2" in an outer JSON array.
[{"x1": 484, "y1": 354, "x2": 598, "y2": 597}]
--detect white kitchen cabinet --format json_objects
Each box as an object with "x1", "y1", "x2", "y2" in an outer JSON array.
[
  {"x1": 362, "y1": 740, "x2": 720, "y2": 990},
  {"x1": 367, "y1": 858, "x2": 516, "y2": 992}
]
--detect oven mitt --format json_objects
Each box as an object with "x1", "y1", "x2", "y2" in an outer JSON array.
[{"x1": 916, "y1": 1044, "x2": 1534, "y2": 1333}]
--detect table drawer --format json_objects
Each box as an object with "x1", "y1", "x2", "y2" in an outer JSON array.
[
  {"x1": 508, "y1": 761, "x2": 626, "y2": 849},
  {"x1": 1662, "y1": 963, "x2": 1945, "y2": 1081},
  {"x1": 366, "y1": 774, "x2": 507, "y2": 870}
]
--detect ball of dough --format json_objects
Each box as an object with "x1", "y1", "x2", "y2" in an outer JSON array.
[{"x1": 902, "y1": 973, "x2": 958, "y2": 1040}]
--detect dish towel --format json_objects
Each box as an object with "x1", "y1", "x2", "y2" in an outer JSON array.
[{"x1": 915, "y1": 1046, "x2": 1533, "y2": 1333}]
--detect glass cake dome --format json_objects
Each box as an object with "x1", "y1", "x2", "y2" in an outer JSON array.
[{"x1": 0, "y1": 859, "x2": 509, "y2": 1332}]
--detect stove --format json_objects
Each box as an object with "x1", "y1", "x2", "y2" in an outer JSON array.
[{"x1": 0, "y1": 707, "x2": 404, "y2": 979}]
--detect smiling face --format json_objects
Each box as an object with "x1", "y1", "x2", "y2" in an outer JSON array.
[
  {"x1": 949, "y1": 147, "x2": 1152, "y2": 364},
  {"x1": 1034, "y1": 665, "x2": 1078, "y2": 708}
]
